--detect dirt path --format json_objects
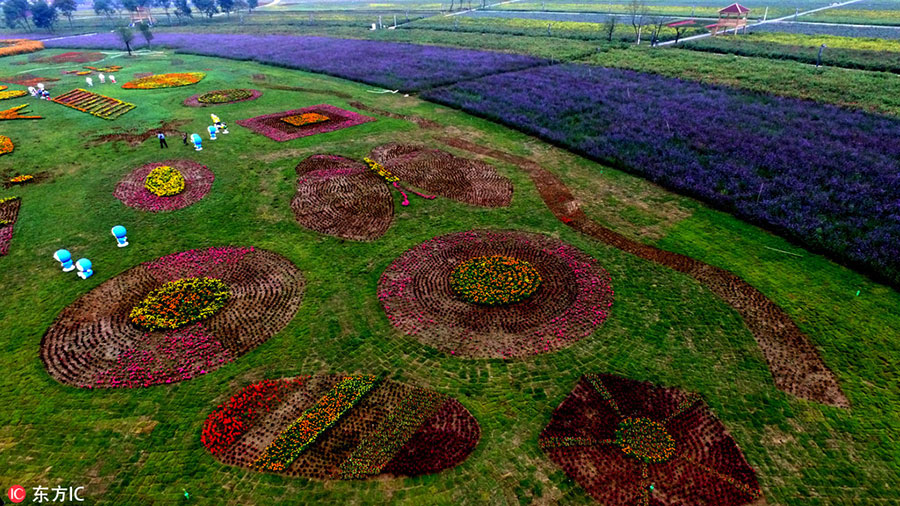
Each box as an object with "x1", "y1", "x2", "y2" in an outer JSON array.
[{"x1": 439, "y1": 135, "x2": 849, "y2": 408}]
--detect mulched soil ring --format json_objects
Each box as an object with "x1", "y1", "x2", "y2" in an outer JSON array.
[
  {"x1": 369, "y1": 143, "x2": 513, "y2": 208},
  {"x1": 378, "y1": 229, "x2": 614, "y2": 359},
  {"x1": 0, "y1": 196, "x2": 21, "y2": 256},
  {"x1": 183, "y1": 89, "x2": 262, "y2": 108},
  {"x1": 40, "y1": 247, "x2": 306, "y2": 389},
  {"x1": 292, "y1": 154, "x2": 393, "y2": 241},
  {"x1": 114, "y1": 159, "x2": 214, "y2": 212},
  {"x1": 88, "y1": 119, "x2": 191, "y2": 147},
  {"x1": 236, "y1": 104, "x2": 375, "y2": 142},
  {"x1": 540, "y1": 373, "x2": 763, "y2": 506},
  {"x1": 440, "y1": 136, "x2": 849, "y2": 408},
  {"x1": 201, "y1": 374, "x2": 480, "y2": 479}
]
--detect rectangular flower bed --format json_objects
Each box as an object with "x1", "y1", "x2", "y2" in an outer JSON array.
[
  {"x1": 237, "y1": 104, "x2": 374, "y2": 142},
  {"x1": 52, "y1": 88, "x2": 135, "y2": 120}
]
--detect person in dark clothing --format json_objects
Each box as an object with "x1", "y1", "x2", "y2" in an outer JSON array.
[
  {"x1": 158, "y1": 132, "x2": 168, "y2": 149},
  {"x1": 182, "y1": 132, "x2": 188, "y2": 146}
]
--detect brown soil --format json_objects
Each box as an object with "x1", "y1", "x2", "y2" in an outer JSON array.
[
  {"x1": 0, "y1": 74, "x2": 60, "y2": 87},
  {"x1": 40, "y1": 247, "x2": 306, "y2": 388},
  {"x1": 378, "y1": 230, "x2": 615, "y2": 359},
  {"x1": 212, "y1": 375, "x2": 480, "y2": 480},
  {"x1": 440, "y1": 136, "x2": 848, "y2": 408},
  {"x1": 349, "y1": 101, "x2": 440, "y2": 129},
  {"x1": 369, "y1": 143, "x2": 513, "y2": 208},
  {"x1": 292, "y1": 155, "x2": 394, "y2": 241},
  {"x1": 183, "y1": 89, "x2": 262, "y2": 108},
  {"x1": 0, "y1": 196, "x2": 21, "y2": 256},
  {"x1": 88, "y1": 119, "x2": 191, "y2": 147}
]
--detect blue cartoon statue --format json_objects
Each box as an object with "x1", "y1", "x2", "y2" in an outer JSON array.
[
  {"x1": 76, "y1": 258, "x2": 93, "y2": 280},
  {"x1": 208, "y1": 125, "x2": 217, "y2": 140},
  {"x1": 111, "y1": 225, "x2": 128, "y2": 247},
  {"x1": 53, "y1": 249, "x2": 75, "y2": 272},
  {"x1": 191, "y1": 133, "x2": 203, "y2": 151}
]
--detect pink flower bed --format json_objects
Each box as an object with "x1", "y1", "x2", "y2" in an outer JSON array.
[
  {"x1": 114, "y1": 160, "x2": 214, "y2": 212},
  {"x1": 236, "y1": 104, "x2": 375, "y2": 142}
]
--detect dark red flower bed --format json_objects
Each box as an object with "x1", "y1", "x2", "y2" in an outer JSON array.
[
  {"x1": 0, "y1": 196, "x2": 21, "y2": 256},
  {"x1": 114, "y1": 160, "x2": 214, "y2": 212},
  {"x1": 540, "y1": 373, "x2": 763, "y2": 505},
  {"x1": 201, "y1": 374, "x2": 480, "y2": 480},
  {"x1": 40, "y1": 247, "x2": 306, "y2": 388},
  {"x1": 236, "y1": 104, "x2": 374, "y2": 142},
  {"x1": 378, "y1": 229, "x2": 614, "y2": 359}
]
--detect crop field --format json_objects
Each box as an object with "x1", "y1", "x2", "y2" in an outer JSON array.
[{"x1": 1, "y1": 6, "x2": 900, "y2": 505}]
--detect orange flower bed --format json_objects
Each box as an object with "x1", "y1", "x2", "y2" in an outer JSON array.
[
  {"x1": 0, "y1": 39, "x2": 44, "y2": 58},
  {"x1": 0, "y1": 104, "x2": 41, "y2": 121},
  {"x1": 122, "y1": 72, "x2": 206, "y2": 90},
  {"x1": 0, "y1": 135, "x2": 13, "y2": 156},
  {"x1": 280, "y1": 112, "x2": 330, "y2": 127}
]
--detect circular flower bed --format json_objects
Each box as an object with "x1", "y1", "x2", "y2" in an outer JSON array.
[
  {"x1": 183, "y1": 88, "x2": 261, "y2": 107},
  {"x1": 0, "y1": 135, "x2": 12, "y2": 156},
  {"x1": 144, "y1": 165, "x2": 185, "y2": 197},
  {"x1": 378, "y1": 229, "x2": 614, "y2": 359},
  {"x1": 40, "y1": 247, "x2": 306, "y2": 389},
  {"x1": 130, "y1": 277, "x2": 229, "y2": 331},
  {"x1": 123, "y1": 72, "x2": 205, "y2": 90},
  {"x1": 449, "y1": 255, "x2": 541, "y2": 306},
  {"x1": 539, "y1": 373, "x2": 763, "y2": 505},
  {"x1": 201, "y1": 374, "x2": 480, "y2": 480},
  {"x1": 115, "y1": 160, "x2": 213, "y2": 212}
]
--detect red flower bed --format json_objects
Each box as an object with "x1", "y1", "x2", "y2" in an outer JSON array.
[
  {"x1": 34, "y1": 51, "x2": 104, "y2": 64},
  {"x1": 378, "y1": 229, "x2": 615, "y2": 359},
  {"x1": 200, "y1": 374, "x2": 480, "y2": 479},
  {"x1": 236, "y1": 104, "x2": 374, "y2": 142},
  {"x1": 40, "y1": 247, "x2": 306, "y2": 388},
  {"x1": 114, "y1": 160, "x2": 214, "y2": 212},
  {"x1": 539, "y1": 374, "x2": 763, "y2": 505}
]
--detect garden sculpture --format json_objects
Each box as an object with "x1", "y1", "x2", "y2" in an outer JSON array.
[
  {"x1": 53, "y1": 249, "x2": 75, "y2": 272},
  {"x1": 111, "y1": 225, "x2": 128, "y2": 247},
  {"x1": 191, "y1": 133, "x2": 203, "y2": 151},
  {"x1": 109, "y1": 74, "x2": 117, "y2": 84},
  {"x1": 37, "y1": 83, "x2": 44, "y2": 90},
  {"x1": 216, "y1": 122, "x2": 228, "y2": 134},
  {"x1": 75, "y1": 258, "x2": 93, "y2": 280},
  {"x1": 208, "y1": 125, "x2": 217, "y2": 140},
  {"x1": 86, "y1": 77, "x2": 93, "y2": 87},
  {"x1": 99, "y1": 73, "x2": 105, "y2": 84},
  {"x1": 28, "y1": 86, "x2": 37, "y2": 97}
]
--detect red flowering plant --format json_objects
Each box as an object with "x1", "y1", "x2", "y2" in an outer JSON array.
[
  {"x1": 539, "y1": 373, "x2": 763, "y2": 505},
  {"x1": 236, "y1": 104, "x2": 375, "y2": 142}
]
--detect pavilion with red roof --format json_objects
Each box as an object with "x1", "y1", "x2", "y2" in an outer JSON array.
[{"x1": 707, "y1": 3, "x2": 751, "y2": 36}]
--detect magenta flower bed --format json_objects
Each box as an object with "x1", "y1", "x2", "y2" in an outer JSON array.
[
  {"x1": 236, "y1": 104, "x2": 375, "y2": 142},
  {"x1": 114, "y1": 160, "x2": 214, "y2": 212}
]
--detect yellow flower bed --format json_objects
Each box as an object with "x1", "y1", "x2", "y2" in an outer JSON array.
[
  {"x1": 144, "y1": 166, "x2": 186, "y2": 197},
  {"x1": 0, "y1": 90, "x2": 27, "y2": 101},
  {"x1": 123, "y1": 72, "x2": 206, "y2": 90},
  {"x1": 130, "y1": 277, "x2": 230, "y2": 331},
  {"x1": 450, "y1": 255, "x2": 542, "y2": 306},
  {"x1": 280, "y1": 112, "x2": 330, "y2": 127},
  {"x1": 0, "y1": 135, "x2": 12, "y2": 156}
]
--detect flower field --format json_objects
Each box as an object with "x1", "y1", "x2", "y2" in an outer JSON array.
[
  {"x1": 237, "y1": 104, "x2": 375, "y2": 142},
  {"x1": 115, "y1": 160, "x2": 214, "y2": 212},
  {"x1": 0, "y1": 104, "x2": 40, "y2": 120},
  {"x1": 51, "y1": 89, "x2": 136, "y2": 120},
  {"x1": 540, "y1": 374, "x2": 763, "y2": 505},
  {"x1": 40, "y1": 247, "x2": 306, "y2": 388},
  {"x1": 0, "y1": 89, "x2": 26, "y2": 101},
  {"x1": 122, "y1": 72, "x2": 206, "y2": 89},
  {"x1": 0, "y1": 38, "x2": 43, "y2": 57},
  {"x1": 424, "y1": 63, "x2": 900, "y2": 287},
  {"x1": 201, "y1": 374, "x2": 480, "y2": 479}
]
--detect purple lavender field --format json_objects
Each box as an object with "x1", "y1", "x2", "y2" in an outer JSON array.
[
  {"x1": 44, "y1": 33, "x2": 547, "y2": 91},
  {"x1": 423, "y1": 64, "x2": 900, "y2": 285}
]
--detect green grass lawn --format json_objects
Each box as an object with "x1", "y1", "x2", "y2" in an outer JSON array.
[{"x1": 0, "y1": 49, "x2": 898, "y2": 505}]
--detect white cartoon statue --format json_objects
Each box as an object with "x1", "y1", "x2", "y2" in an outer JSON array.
[
  {"x1": 86, "y1": 77, "x2": 93, "y2": 87},
  {"x1": 98, "y1": 73, "x2": 105, "y2": 84}
]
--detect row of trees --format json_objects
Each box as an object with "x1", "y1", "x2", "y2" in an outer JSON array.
[{"x1": 1, "y1": 0, "x2": 260, "y2": 32}]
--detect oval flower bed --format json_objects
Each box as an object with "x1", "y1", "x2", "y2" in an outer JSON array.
[
  {"x1": 40, "y1": 247, "x2": 306, "y2": 389},
  {"x1": 115, "y1": 160, "x2": 213, "y2": 212},
  {"x1": 378, "y1": 229, "x2": 614, "y2": 359},
  {"x1": 123, "y1": 72, "x2": 205, "y2": 90},
  {"x1": 539, "y1": 373, "x2": 763, "y2": 505},
  {"x1": 183, "y1": 88, "x2": 261, "y2": 107},
  {"x1": 201, "y1": 374, "x2": 480, "y2": 479}
]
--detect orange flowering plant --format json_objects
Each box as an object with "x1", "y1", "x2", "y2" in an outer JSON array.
[
  {"x1": 449, "y1": 255, "x2": 542, "y2": 306},
  {"x1": 130, "y1": 277, "x2": 230, "y2": 331}
]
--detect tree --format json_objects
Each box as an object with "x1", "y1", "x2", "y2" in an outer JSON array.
[
  {"x1": 3, "y1": 0, "x2": 31, "y2": 31},
  {"x1": 173, "y1": 0, "x2": 190, "y2": 22},
  {"x1": 116, "y1": 25, "x2": 134, "y2": 55},
  {"x1": 121, "y1": 0, "x2": 138, "y2": 11},
  {"x1": 602, "y1": 15, "x2": 617, "y2": 42},
  {"x1": 52, "y1": 0, "x2": 75, "y2": 27},
  {"x1": 93, "y1": 0, "x2": 116, "y2": 21},
  {"x1": 30, "y1": 0, "x2": 57, "y2": 30},
  {"x1": 137, "y1": 20, "x2": 152, "y2": 48},
  {"x1": 628, "y1": 0, "x2": 648, "y2": 45},
  {"x1": 192, "y1": 0, "x2": 217, "y2": 18},
  {"x1": 232, "y1": 0, "x2": 245, "y2": 22},
  {"x1": 648, "y1": 16, "x2": 666, "y2": 47},
  {"x1": 154, "y1": 0, "x2": 171, "y2": 24},
  {"x1": 247, "y1": 0, "x2": 255, "y2": 12},
  {"x1": 216, "y1": 0, "x2": 232, "y2": 17}
]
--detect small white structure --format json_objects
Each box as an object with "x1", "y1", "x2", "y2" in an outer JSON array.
[
  {"x1": 111, "y1": 225, "x2": 128, "y2": 247},
  {"x1": 53, "y1": 249, "x2": 75, "y2": 272},
  {"x1": 109, "y1": 74, "x2": 116, "y2": 84},
  {"x1": 86, "y1": 77, "x2": 93, "y2": 87},
  {"x1": 99, "y1": 73, "x2": 106, "y2": 84}
]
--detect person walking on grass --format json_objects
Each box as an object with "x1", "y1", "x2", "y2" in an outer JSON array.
[
  {"x1": 182, "y1": 132, "x2": 188, "y2": 146},
  {"x1": 158, "y1": 131, "x2": 168, "y2": 149}
]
